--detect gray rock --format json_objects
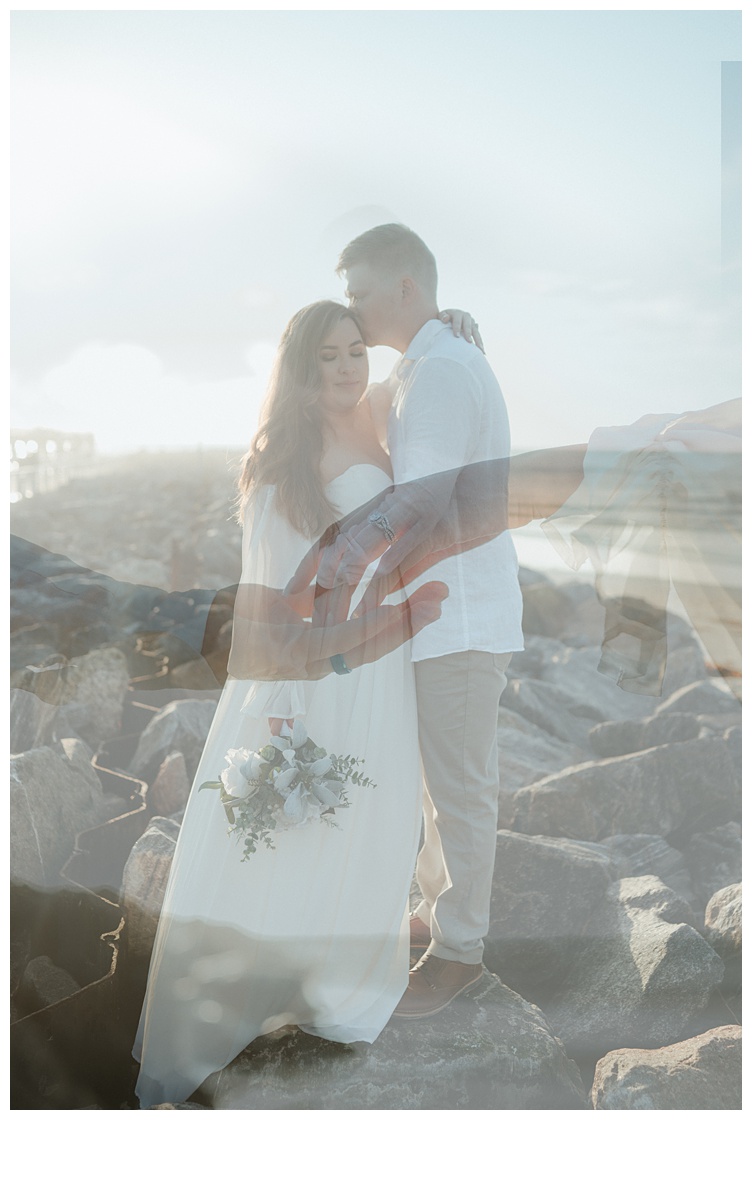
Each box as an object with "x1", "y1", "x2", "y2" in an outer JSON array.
[
  {"x1": 544, "y1": 876, "x2": 724, "y2": 1057},
  {"x1": 704, "y1": 884, "x2": 742, "y2": 956},
  {"x1": 130, "y1": 698, "x2": 217, "y2": 782},
  {"x1": 659, "y1": 640, "x2": 713, "y2": 693},
  {"x1": 510, "y1": 729, "x2": 741, "y2": 842},
  {"x1": 58, "y1": 646, "x2": 131, "y2": 748},
  {"x1": 500, "y1": 678, "x2": 596, "y2": 749},
  {"x1": 121, "y1": 817, "x2": 180, "y2": 958},
  {"x1": 684, "y1": 823, "x2": 742, "y2": 911},
  {"x1": 506, "y1": 635, "x2": 570, "y2": 681},
  {"x1": 614, "y1": 874, "x2": 696, "y2": 925},
  {"x1": 520, "y1": 581, "x2": 579, "y2": 640},
  {"x1": 654, "y1": 679, "x2": 740, "y2": 718},
  {"x1": 497, "y1": 708, "x2": 585, "y2": 827},
  {"x1": 150, "y1": 751, "x2": 192, "y2": 817},
  {"x1": 591, "y1": 1026, "x2": 741, "y2": 1110},
  {"x1": 10, "y1": 738, "x2": 105, "y2": 888},
  {"x1": 704, "y1": 884, "x2": 741, "y2": 993},
  {"x1": 111, "y1": 556, "x2": 171, "y2": 589},
  {"x1": 166, "y1": 657, "x2": 225, "y2": 691},
  {"x1": 16, "y1": 955, "x2": 80, "y2": 1013},
  {"x1": 538, "y1": 645, "x2": 656, "y2": 725},
  {"x1": 588, "y1": 710, "x2": 738, "y2": 759},
  {"x1": 205, "y1": 971, "x2": 586, "y2": 1110},
  {"x1": 10, "y1": 687, "x2": 61, "y2": 754},
  {"x1": 486, "y1": 831, "x2": 615, "y2": 993},
  {"x1": 600, "y1": 835, "x2": 695, "y2": 910}
]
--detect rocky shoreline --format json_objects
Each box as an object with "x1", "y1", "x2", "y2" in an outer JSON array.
[{"x1": 10, "y1": 453, "x2": 742, "y2": 1109}]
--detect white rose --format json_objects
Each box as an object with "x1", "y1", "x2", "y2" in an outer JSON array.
[
  {"x1": 241, "y1": 753, "x2": 263, "y2": 782},
  {"x1": 220, "y1": 763, "x2": 253, "y2": 799}
]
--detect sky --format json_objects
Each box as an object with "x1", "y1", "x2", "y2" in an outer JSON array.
[{"x1": 10, "y1": 7, "x2": 742, "y2": 453}]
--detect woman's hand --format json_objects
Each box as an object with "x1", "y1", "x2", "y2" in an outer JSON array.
[
  {"x1": 439, "y1": 309, "x2": 485, "y2": 353},
  {"x1": 226, "y1": 579, "x2": 447, "y2": 682}
]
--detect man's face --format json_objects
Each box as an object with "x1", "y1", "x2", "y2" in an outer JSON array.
[{"x1": 343, "y1": 263, "x2": 403, "y2": 348}]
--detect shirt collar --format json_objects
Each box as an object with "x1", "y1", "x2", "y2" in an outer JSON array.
[{"x1": 397, "y1": 318, "x2": 445, "y2": 379}]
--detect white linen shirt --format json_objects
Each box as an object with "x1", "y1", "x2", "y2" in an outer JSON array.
[{"x1": 388, "y1": 318, "x2": 524, "y2": 662}]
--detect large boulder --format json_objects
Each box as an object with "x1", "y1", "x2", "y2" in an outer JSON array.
[
  {"x1": 150, "y1": 751, "x2": 191, "y2": 817},
  {"x1": 130, "y1": 699, "x2": 217, "y2": 782},
  {"x1": 704, "y1": 884, "x2": 742, "y2": 957},
  {"x1": 10, "y1": 684, "x2": 63, "y2": 754},
  {"x1": 16, "y1": 955, "x2": 80, "y2": 1015},
  {"x1": 486, "y1": 831, "x2": 615, "y2": 994},
  {"x1": 203, "y1": 972, "x2": 587, "y2": 1110},
  {"x1": 537, "y1": 645, "x2": 656, "y2": 726},
  {"x1": 599, "y1": 835, "x2": 695, "y2": 911},
  {"x1": 520, "y1": 581, "x2": 579, "y2": 640},
  {"x1": 58, "y1": 646, "x2": 131, "y2": 747},
  {"x1": 591, "y1": 1026, "x2": 741, "y2": 1110},
  {"x1": 704, "y1": 884, "x2": 741, "y2": 994},
  {"x1": 589, "y1": 709, "x2": 740, "y2": 759},
  {"x1": 544, "y1": 876, "x2": 724, "y2": 1058},
  {"x1": 499, "y1": 678, "x2": 596, "y2": 750},
  {"x1": 684, "y1": 823, "x2": 742, "y2": 911},
  {"x1": 506, "y1": 635, "x2": 569, "y2": 681},
  {"x1": 10, "y1": 739, "x2": 105, "y2": 889},
  {"x1": 497, "y1": 709, "x2": 585, "y2": 826},
  {"x1": 509, "y1": 728, "x2": 741, "y2": 842},
  {"x1": 121, "y1": 817, "x2": 180, "y2": 958},
  {"x1": 654, "y1": 679, "x2": 740, "y2": 718}
]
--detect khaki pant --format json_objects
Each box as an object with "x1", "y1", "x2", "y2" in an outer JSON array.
[{"x1": 413, "y1": 650, "x2": 512, "y2": 965}]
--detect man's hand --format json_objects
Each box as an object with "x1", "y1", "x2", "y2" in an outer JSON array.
[
  {"x1": 285, "y1": 449, "x2": 589, "y2": 621},
  {"x1": 226, "y1": 580, "x2": 447, "y2": 682},
  {"x1": 286, "y1": 464, "x2": 505, "y2": 620}
]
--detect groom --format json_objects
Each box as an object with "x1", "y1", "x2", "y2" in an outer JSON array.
[{"x1": 336, "y1": 224, "x2": 524, "y2": 1016}]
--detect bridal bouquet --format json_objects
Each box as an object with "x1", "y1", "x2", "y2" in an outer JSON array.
[{"x1": 200, "y1": 719, "x2": 376, "y2": 858}]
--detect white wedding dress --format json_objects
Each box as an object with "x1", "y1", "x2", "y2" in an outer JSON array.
[{"x1": 133, "y1": 465, "x2": 423, "y2": 1108}]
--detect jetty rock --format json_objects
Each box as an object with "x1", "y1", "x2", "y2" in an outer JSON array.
[
  {"x1": 591, "y1": 1026, "x2": 741, "y2": 1110},
  {"x1": 543, "y1": 875, "x2": 724, "y2": 1058},
  {"x1": 10, "y1": 738, "x2": 106, "y2": 890},
  {"x1": 508, "y1": 727, "x2": 741, "y2": 843},
  {"x1": 704, "y1": 883, "x2": 741, "y2": 994},
  {"x1": 130, "y1": 698, "x2": 217, "y2": 783},
  {"x1": 200, "y1": 971, "x2": 586, "y2": 1110},
  {"x1": 486, "y1": 830, "x2": 615, "y2": 994}
]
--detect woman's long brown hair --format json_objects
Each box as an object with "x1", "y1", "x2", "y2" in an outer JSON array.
[{"x1": 237, "y1": 301, "x2": 365, "y2": 537}]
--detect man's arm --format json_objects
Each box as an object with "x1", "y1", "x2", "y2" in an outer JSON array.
[{"x1": 285, "y1": 443, "x2": 588, "y2": 615}]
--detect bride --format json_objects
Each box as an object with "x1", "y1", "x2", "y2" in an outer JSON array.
[{"x1": 132, "y1": 300, "x2": 470, "y2": 1107}]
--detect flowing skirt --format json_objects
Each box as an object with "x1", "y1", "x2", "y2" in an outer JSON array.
[{"x1": 133, "y1": 646, "x2": 422, "y2": 1108}]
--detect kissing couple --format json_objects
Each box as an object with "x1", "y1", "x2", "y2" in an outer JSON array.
[{"x1": 133, "y1": 222, "x2": 525, "y2": 1107}]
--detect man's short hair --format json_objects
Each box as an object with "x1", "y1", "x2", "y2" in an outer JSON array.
[{"x1": 336, "y1": 224, "x2": 438, "y2": 297}]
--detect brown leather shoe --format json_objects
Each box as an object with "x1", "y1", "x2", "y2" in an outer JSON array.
[{"x1": 393, "y1": 953, "x2": 483, "y2": 1018}]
